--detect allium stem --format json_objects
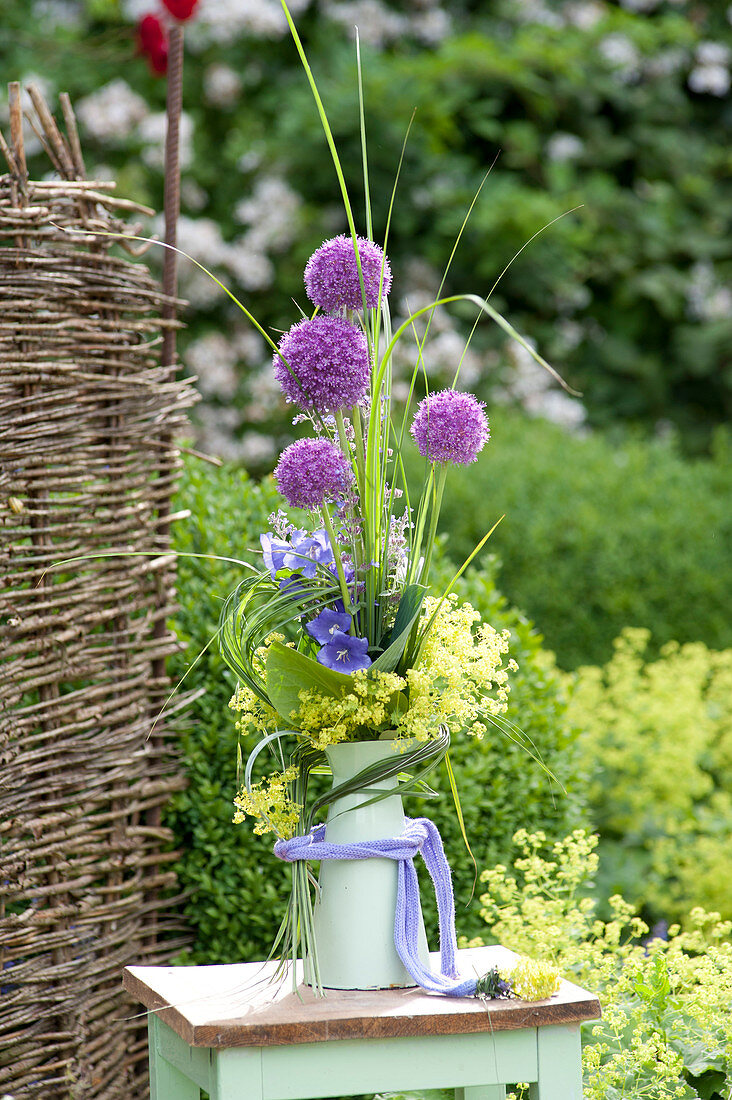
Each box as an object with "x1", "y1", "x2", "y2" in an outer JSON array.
[
  {"x1": 334, "y1": 410, "x2": 362, "y2": 574},
  {"x1": 407, "y1": 465, "x2": 434, "y2": 586},
  {"x1": 334, "y1": 410, "x2": 353, "y2": 473},
  {"x1": 349, "y1": 406, "x2": 367, "y2": 491},
  {"x1": 321, "y1": 505, "x2": 356, "y2": 634},
  {"x1": 418, "y1": 464, "x2": 448, "y2": 587},
  {"x1": 350, "y1": 405, "x2": 370, "y2": 618},
  {"x1": 357, "y1": 399, "x2": 380, "y2": 642}
]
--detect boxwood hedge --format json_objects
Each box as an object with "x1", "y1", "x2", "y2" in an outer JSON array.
[{"x1": 419, "y1": 412, "x2": 732, "y2": 670}]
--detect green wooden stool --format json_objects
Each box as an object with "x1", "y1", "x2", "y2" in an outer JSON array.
[{"x1": 124, "y1": 946, "x2": 601, "y2": 1100}]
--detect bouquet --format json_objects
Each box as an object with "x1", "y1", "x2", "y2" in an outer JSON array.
[
  {"x1": 211, "y1": 6, "x2": 570, "y2": 995},
  {"x1": 223, "y1": 230, "x2": 517, "y2": 839},
  {"x1": 50, "y1": 0, "x2": 566, "y2": 1002}
]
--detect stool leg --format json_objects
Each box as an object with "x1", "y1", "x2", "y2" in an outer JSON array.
[
  {"x1": 148, "y1": 1017, "x2": 200, "y2": 1100},
  {"x1": 210, "y1": 1047, "x2": 263, "y2": 1100},
  {"x1": 529, "y1": 1025, "x2": 583, "y2": 1100},
  {"x1": 455, "y1": 1087, "x2": 507, "y2": 1100}
]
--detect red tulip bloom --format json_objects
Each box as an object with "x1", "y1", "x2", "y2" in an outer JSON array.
[
  {"x1": 161, "y1": 0, "x2": 200, "y2": 20},
  {"x1": 136, "y1": 13, "x2": 168, "y2": 75}
]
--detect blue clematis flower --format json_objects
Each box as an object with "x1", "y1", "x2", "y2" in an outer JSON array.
[
  {"x1": 306, "y1": 607, "x2": 353, "y2": 645},
  {"x1": 316, "y1": 631, "x2": 372, "y2": 673}
]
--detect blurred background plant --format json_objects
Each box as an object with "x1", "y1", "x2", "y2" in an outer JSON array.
[
  {"x1": 419, "y1": 411, "x2": 732, "y2": 670},
  {"x1": 4, "y1": 0, "x2": 731, "y2": 1004},
  {"x1": 3, "y1": 0, "x2": 729, "y2": 655},
  {"x1": 567, "y1": 629, "x2": 732, "y2": 926},
  {"x1": 2, "y1": 0, "x2": 730, "y2": 462}
]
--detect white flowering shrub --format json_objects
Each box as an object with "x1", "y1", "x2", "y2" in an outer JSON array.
[{"x1": 4, "y1": 0, "x2": 730, "y2": 465}]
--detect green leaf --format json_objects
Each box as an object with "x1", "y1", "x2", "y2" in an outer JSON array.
[
  {"x1": 306, "y1": 728, "x2": 450, "y2": 829},
  {"x1": 445, "y1": 751, "x2": 478, "y2": 900},
  {"x1": 371, "y1": 584, "x2": 426, "y2": 672},
  {"x1": 391, "y1": 584, "x2": 427, "y2": 637},
  {"x1": 689, "y1": 1070, "x2": 727, "y2": 1100},
  {"x1": 675, "y1": 1039, "x2": 726, "y2": 1077},
  {"x1": 266, "y1": 641, "x2": 354, "y2": 722},
  {"x1": 413, "y1": 516, "x2": 504, "y2": 667}
]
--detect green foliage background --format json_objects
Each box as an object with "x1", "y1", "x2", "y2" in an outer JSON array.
[
  {"x1": 417, "y1": 411, "x2": 732, "y2": 670},
  {"x1": 567, "y1": 629, "x2": 732, "y2": 924},
  {"x1": 1, "y1": 0, "x2": 730, "y2": 452}
]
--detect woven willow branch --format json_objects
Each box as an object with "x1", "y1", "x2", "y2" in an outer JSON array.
[{"x1": 0, "y1": 84, "x2": 198, "y2": 1100}]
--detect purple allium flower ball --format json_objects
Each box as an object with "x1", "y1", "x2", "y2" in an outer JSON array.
[
  {"x1": 410, "y1": 389, "x2": 490, "y2": 465},
  {"x1": 274, "y1": 438, "x2": 352, "y2": 509},
  {"x1": 274, "y1": 316, "x2": 371, "y2": 412},
  {"x1": 304, "y1": 234, "x2": 392, "y2": 311}
]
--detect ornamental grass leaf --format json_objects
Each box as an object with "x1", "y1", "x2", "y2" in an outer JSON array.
[{"x1": 370, "y1": 584, "x2": 426, "y2": 673}]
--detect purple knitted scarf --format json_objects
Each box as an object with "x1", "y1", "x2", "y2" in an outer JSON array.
[{"x1": 274, "y1": 817, "x2": 480, "y2": 997}]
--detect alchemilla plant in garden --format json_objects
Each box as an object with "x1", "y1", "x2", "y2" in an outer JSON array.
[
  {"x1": 467, "y1": 831, "x2": 732, "y2": 1100},
  {"x1": 214, "y1": 1, "x2": 569, "y2": 997}
]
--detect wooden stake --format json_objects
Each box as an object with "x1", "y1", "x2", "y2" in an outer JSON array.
[{"x1": 161, "y1": 24, "x2": 184, "y2": 374}]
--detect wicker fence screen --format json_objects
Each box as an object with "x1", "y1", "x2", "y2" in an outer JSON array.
[{"x1": 0, "y1": 86, "x2": 197, "y2": 1098}]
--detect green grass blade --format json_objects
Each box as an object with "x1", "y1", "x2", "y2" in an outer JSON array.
[
  {"x1": 445, "y1": 750, "x2": 478, "y2": 902},
  {"x1": 306, "y1": 731, "x2": 449, "y2": 828},
  {"x1": 373, "y1": 293, "x2": 577, "y2": 410},
  {"x1": 462, "y1": 293, "x2": 580, "y2": 394},
  {"x1": 355, "y1": 30, "x2": 373, "y2": 243},
  {"x1": 243, "y1": 728, "x2": 298, "y2": 792},
  {"x1": 486, "y1": 204, "x2": 584, "y2": 302},
  {"x1": 371, "y1": 110, "x2": 415, "y2": 361},
  {"x1": 452, "y1": 204, "x2": 584, "y2": 388},
  {"x1": 415, "y1": 158, "x2": 499, "y2": 374},
  {"x1": 41, "y1": 548, "x2": 259, "y2": 585},
  {"x1": 56, "y1": 225, "x2": 282, "y2": 355},
  {"x1": 279, "y1": 1, "x2": 373, "y2": 326}
]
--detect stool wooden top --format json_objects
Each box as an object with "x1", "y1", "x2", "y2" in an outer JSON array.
[{"x1": 123, "y1": 946, "x2": 601, "y2": 1048}]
